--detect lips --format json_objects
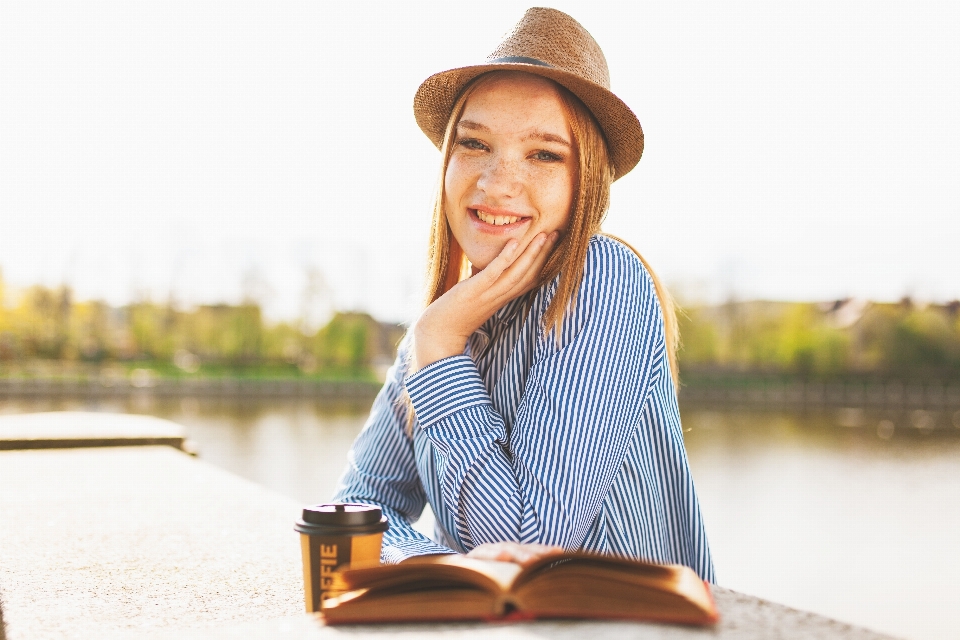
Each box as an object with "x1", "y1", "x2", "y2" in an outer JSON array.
[{"x1": 471, "y1": 208, "x2": 530, "y2": 228}]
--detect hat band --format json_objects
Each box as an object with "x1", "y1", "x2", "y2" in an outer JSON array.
[{"x1": 487, "y1": 56, "x2": 553, "y2": 68}]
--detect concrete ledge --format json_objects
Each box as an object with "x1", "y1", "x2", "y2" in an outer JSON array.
[
  {"x1": 0, "y1": 412, "x2": 188, "y2": 451},
  {"x1": 0, "y1": 420, "x2": 896, "y2": 640},
  {"x1": 106, "y1": 584, "x2": 897, "y2": 639},
  {"x1": 0, "y1": 446, "x2": 303, "y2": 640}
]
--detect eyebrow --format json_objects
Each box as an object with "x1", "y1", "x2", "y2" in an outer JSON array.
[
  {"x1": 457, "y1": 120, "x2": 571, "y2": 147},
  {"x1": 457, "y1": 120, "x2": 490, "y2": 132}
]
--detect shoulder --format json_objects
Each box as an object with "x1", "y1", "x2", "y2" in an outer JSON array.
[
  {"x1": 580, "y1": 236, "x2": 668, "y2": 376},
  {"x1": 535, "y1": 234, "x2": 663, "y2": 353},
  {"x1": 585, "y1": 234, "x2": 648, "y2": 273},
  {"x1": 580, "y1": 235, "x2": 659, "y2": 314}
]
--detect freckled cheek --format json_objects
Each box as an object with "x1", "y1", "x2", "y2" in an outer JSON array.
[
  {"x1": 445, "y1": 156, "x2": 485, "y2": 202},
  {"x1": 443, "y1": 159, "x2": 464, "y2": 204},
  {"x1": 534, "y1": 175, "x2": 575, "y2": 231}
]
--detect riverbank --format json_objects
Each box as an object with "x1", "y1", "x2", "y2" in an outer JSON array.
[
  {"x1": 3, "y1": 373, "x2": 959, "y2": 413},
  {"x1": 0, "y1": 376, "x2": 382, "y2": 400},
  {"x1": 680, "y1": 374, "x2": 960, "y2": 410}
]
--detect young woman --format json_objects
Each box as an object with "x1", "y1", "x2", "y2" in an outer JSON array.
[{"x1": 333, "y1": 8, "x2": 715, "y2": 582}]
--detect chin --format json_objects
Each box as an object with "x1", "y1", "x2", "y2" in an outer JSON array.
[
  {"x1": 467, "y1": 258, "x2": 492, "y2": 272},
  {"x1": 461, "y1": 246, "x2": 498, "y2": 272}
]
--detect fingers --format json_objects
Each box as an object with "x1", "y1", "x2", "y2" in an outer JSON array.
[
  {"x1": 516, "y1": 231, "x2": 560, "y2": 293},
  {"x1": 479, "y1": 231, "x2": 559, "y2": 299},
  {"x1": 476, "y1": 238, "x2": 522, "y2": 284},
  {"x1": 464, "y1": 545, "x2": 507, "y2": 562},
  {"x1": 494, "y1": 231, "x2": 559, "y2": 299},
  {"x1": 465, "y1": 542, "x2": 564, "y2": 567},
  {"x1": 507, "y1": 544, "x2": 563, "y2": 566}
]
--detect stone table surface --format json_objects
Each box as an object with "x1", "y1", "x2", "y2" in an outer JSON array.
[
  {"x1": 0, "y1": 433, "x2": 897, "y2": 639},
  {"x1": 109, "y1": 586, "x2": 896, "y2": 640},
  {"x1": 0, "y1": 446, "x2": 303, "y2": 639}
]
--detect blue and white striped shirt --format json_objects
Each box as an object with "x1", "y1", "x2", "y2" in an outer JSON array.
[{"x1": 334, "y1": 235, "x2": 715, "y2": 582}]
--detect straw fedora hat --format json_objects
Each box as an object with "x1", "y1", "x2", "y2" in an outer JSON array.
[{"x1": 413, "y1": 7, "x2": 643, "y2": 181}]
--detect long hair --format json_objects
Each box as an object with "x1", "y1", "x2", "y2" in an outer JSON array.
[{"x1": 405, "y1": 72, "x2": 679, "y2": 431}]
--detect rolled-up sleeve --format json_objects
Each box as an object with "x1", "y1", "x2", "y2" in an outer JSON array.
[{"x1": 333, "y1": 338, "x2": 456, "y2": 562}]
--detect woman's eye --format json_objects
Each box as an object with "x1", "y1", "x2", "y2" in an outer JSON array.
[
  {"x1": 457, "y1": 138, "x2": 488, "y2": 151},
  {"x1": 532, "y1": 150, "x2": 563, "y2": 162}
]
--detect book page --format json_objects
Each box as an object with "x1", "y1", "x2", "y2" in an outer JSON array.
[
  {"x1": 511, "y1": 553, "x2": 718, "y2": 623},
  {"x1": 515, "y1": 552, "x2": 675, "y2": 587},
  {"x1": 402, "y1": 555, "x2": 523, "y2": 591},
  {"x1": 336, "y1": 554, "x2": 523, "y2": 595}
]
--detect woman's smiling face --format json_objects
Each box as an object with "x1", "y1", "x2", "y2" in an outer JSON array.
[{"x1": 444, "y1": 72, "x2": 576, "y2": 271}]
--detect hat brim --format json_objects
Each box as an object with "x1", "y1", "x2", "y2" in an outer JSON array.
[{"x1": 413, "y1": 62, "x2": 643, "y2": 181}]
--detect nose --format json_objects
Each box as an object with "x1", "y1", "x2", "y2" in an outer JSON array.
[{"x1": 476, "y1": 153, "x2": 523, "y2": 199}]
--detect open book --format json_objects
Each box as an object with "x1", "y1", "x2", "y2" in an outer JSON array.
[{"x1": 322, "y1": 552, "x2": 718, "y2": 625}]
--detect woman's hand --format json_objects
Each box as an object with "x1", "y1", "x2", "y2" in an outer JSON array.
[
  {"x1": 466, "y1": 542, "x2": 564, "y2": 566},
  {"x1": 413, "y1": 231, "x2": 560, "y2": 372}
]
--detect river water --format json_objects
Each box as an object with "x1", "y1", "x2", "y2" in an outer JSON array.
[{"x1": 3, "y1": 395, "x2": 959, "y2": 640}]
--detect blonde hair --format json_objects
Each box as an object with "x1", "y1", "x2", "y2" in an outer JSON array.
[{"x1": 405, "y1": 72, "x2": 679, "y2": 431}]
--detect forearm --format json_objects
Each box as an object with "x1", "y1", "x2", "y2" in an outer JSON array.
[
  {"x1": 433, "y1": 407, "x2": 528, "y2": 546},
  {"x1": 406, "y1": 357, "x2": 526, "y2": 547},
  {"x1": 412, "y1": 389, "x2": 634, "y2": 551},
  {"x1": 333, "y1": 337, "x2": 455, "y2": 563}
]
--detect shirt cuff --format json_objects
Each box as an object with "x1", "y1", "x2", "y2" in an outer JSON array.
[
  {"x1": 382, "y1": 540, "x2": 457, "y2": 564},
  {"x1": 405, "y1": 355, "x2": 491, "y2": 429}
]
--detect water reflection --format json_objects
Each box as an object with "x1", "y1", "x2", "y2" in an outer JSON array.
[
  {"x1": 2, "y1": 397, "x2": 958, "y2": 639},
  {"x1": 682, "y1": 406, "x2": 960, "y2": 640},
  {"x1": 0, "y1": 395, "x2": 370, "y2": 503}
]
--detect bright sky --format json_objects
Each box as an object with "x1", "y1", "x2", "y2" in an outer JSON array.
[{"x1": 2, "y1": 1, "x2": 958, "y2": 323}]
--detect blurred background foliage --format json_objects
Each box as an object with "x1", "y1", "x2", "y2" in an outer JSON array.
[
  {"x1": 0, "y1": 273, "x2": 403, "y2": 381},
  {"x1": 678, "y1": 298, "x2": 960, "y2": 380},
  {"x1": 1, "y1": 272, "x2": 958, "y2": 381}
]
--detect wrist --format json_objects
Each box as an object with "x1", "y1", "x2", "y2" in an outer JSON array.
[{"x1": 412, "y1": 327, "x2": 468, "y2": 373}]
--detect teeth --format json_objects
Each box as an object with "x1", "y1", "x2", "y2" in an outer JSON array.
[{"x1": 476, "y1": 210, "x2": 521, "y2": 226}]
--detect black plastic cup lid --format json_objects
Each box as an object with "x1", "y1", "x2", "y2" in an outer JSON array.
[
  {"x1": 294, "y1": 503, "x2": 389, "y2": 536},
  {"x1": 303, "y1": 503, "x2": 382, "y2": 526}
]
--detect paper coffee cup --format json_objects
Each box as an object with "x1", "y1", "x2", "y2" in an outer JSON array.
[{"x1": 294, "y1": 503, "x2": 389, "y2": 612}]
